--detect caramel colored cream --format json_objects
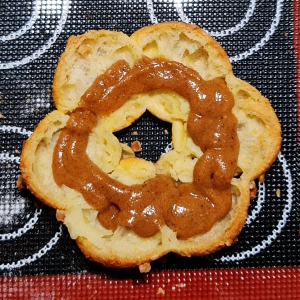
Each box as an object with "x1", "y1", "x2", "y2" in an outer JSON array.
[{"x1": 52, "y1": 57, "x2": 239, "y2": 239}]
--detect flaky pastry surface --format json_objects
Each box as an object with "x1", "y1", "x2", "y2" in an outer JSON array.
[{"x1": 20, "y1": 22, "x2": 281, "y2": 269}]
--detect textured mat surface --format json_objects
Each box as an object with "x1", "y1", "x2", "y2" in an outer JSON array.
[{"x1": 0, "y1": 0, "x2": 299, "y2": 298}]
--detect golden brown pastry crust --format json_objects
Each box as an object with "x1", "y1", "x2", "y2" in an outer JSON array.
[
  {"x1": 20, "y1": 111, "x2": 69, "y2": 210},
  {"x1": 20, "y1": 22, "x2": 281, "y2": 270}
]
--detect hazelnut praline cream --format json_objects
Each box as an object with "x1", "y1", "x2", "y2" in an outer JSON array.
[{"x1": 52, "y1": 57, "x2": 239, "y2": 239}]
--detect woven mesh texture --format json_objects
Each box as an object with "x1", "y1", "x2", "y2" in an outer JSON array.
[{"x1": 0, "y1": 0, "x2": 299, "y2": 277}]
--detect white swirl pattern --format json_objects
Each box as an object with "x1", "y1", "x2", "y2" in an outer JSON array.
[
  {"x1": 0, "y1": 0, "x2": 40, "y2": 42},
  {"x1": 147, "y1": 0, "x2": 284, "y2": 62},
  {"x1": 0, "y1": 0, "x2": 71, "y2": 70},
  {"x1": 0, "y1": 125, "x2": 32, "y2": 138},
  {"x1": 0, "y1": 126, "x2": 62, "y2": 270},
  {"x1": 175, "y1": 0, "x2": 257, "y2": 37},
  {"x1": 229, "y1": 0, "x2": 284, "y2": 62},
  {"x1": 215, "y1": 152, "x2": 293, "y2": 262},
  {"x1": 0, "y1": 225, "x2": 62, "y2": 271},
  {"x1": 147, "y1": 0, "x2": 158, "y2": 23},
  {"x1": 0, "y1": 209, "x2": 42, "y2": 241},
  {"x1": 0, "y1": 153, "x2": 28, "y2": 229}
]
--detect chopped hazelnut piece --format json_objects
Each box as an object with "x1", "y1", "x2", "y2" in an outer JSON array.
[
  {"x1": 56, "y1": 209, "x2": 66, "y2": 221},
  {"x1": 131, "y1": 140, "x2": 141, "y2": 152}
]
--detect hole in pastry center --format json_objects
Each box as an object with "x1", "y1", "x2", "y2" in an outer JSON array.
[{"x1": 114, "y1": 111, "x2": 172, "y2": 163}]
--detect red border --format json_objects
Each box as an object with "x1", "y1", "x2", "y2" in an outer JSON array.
[
  {"x1": 1, "y1": 2, "x2": 300, "y2": 299},
  {"x1": 0, "y1": 267, "x2": 299, "y2": 299}
]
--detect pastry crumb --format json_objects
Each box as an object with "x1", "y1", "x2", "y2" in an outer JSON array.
[
  {"x1": 157, "y1": 287, "x2": 165, "y2": 295},
  {"x1": 250, "y1": 186, "x2": 257, "y2": 200},
  {"x1": 171, "y1": 283, "x2": 186, "y2": 291},
  {"x1": 249, "y1": 181, "x2": 257, "y2": 200},
  {"x1": 0, "y1": 114, "x2": 4, "y2": 119},
  {"x1": 259, "y1": 173, "x2": 265, "y2": 183},
  {"x1": 164, "y1": 129, "x2": 169, "y2": 134},
  {"x1": 139, "y1": 262, "x2": 151, "y2": 273},
  {"x1": 16, "y1": 175, "x2": 27, "y2": 190},
  {"x1": 121, "y1": 143, "x2": 135, "y2": 158},
  {"x1": 276, "y1": 189, "x2": 281, "y2": 198},
  {"x1": 132, "y1": 131, "x2": 138, "y2": 136},
  {"x1": 249, "y1": 181, "x2": 255, "y2": 189}
]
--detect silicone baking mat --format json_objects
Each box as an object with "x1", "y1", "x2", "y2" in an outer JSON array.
[{"x1": 0, "y1": 0, "x2": 299, "y2": 298}]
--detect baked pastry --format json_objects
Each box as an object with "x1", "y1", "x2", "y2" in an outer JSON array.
[{"x1": 20, "y1": 22, "x2": 281, "y2": 270}]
